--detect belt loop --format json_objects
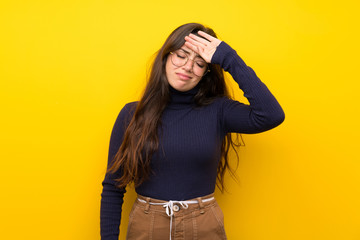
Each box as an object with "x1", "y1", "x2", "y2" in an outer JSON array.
[
  {"x1": 197, "y1": 197, "x2": 205, "y2": 214},
  {"x1": 144, "y1": 197, "x2": 150, "y2": 214}
]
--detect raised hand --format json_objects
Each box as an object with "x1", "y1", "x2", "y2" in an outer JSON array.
[{"x1": 184, "y1": 30, "x2": 222, "y2": 63}]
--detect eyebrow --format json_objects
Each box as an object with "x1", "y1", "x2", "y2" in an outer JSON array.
[{"x1": 180, "y1": 48, "x2": 203, "y2": 60}]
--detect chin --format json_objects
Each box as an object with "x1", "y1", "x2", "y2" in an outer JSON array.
[
  {"x1": 169, "y1": 81, "x2": 188, "y2": 91},
  {"x1": 175, "y1": 84, "x2": 194, "y2": 92}
]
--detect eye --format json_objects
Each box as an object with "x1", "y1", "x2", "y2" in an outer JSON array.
[
  {"x1": 196, "y1": 61, "x2": 206, "y2": 68},
  {"x1": 176, "y1": 52, "x2": 187, "y2": 59}
]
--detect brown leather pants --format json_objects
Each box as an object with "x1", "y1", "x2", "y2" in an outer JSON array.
[{"x1": 126, "y1": 193, "x2": 227, "y2": 240}]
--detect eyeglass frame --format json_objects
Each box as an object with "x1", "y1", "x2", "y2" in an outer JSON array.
[{"x1": 169, "y1": 50, "x2": 211, "y2": 77}]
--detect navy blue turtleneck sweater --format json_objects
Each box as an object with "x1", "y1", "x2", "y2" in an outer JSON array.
[{"x1": 100, "y1": 42, "x2": 285, "y2": 239}]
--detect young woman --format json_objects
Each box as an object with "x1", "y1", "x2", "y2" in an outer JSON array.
[{"x1": 100, "y1": 23, "x2": 285, "y2": 240}]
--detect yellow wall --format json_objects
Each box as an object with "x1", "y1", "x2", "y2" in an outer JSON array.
[{"x1": 1, "y1": 0, "x2": 359, "y2": 239}]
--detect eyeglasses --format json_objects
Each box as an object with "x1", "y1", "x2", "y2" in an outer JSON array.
[{"x1": 169, "y1": 49, "x2": 210, "y2": 77}]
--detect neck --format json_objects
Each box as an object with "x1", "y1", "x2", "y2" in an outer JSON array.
[{"x1": 168, "y1": 85, "x2": 200, "y2": 109}]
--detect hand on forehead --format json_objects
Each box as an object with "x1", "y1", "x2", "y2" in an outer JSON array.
[
  {"x1": 184, "y1": 30, "x2": 222, "y2": 63},
  {"x1": 180, "y1": 45, "x2": 202, "y2": 58}
]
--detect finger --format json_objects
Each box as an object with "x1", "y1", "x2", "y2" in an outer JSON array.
[
  {"x1": 184, "y1": 36, "x2": 207, "y2": 49},
  {"x1": 184, "y1": 41, "x2": 205, "y2": 56},
  {"x1": 184, "y1": 41, "x2": 210, "y2": 62},
  {"x1": 187, "y1": 33, "x2": 210, "y2": 46},
  {"x1": 197, "y1": 31, "x2": 217, "y2": 41},
  {"x1": 184, "y1": 41, "x2": 200, "y2": 53}
]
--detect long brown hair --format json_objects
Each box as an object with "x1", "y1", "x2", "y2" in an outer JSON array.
[{"x1": 107, "y1": 23, "x2": 243, "y2": 192}]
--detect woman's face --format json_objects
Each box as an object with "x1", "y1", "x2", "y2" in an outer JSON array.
[{"x1": 165, "y1": 44, "x2": 205, "y2": 92}]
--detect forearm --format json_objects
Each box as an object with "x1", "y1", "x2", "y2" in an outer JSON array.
[
  {"x1": 213, "y1": 42, "x2": 285, "y2": 133},
  {"x1": 100, "y1": 177, "x2": 125, "y2": 240}
]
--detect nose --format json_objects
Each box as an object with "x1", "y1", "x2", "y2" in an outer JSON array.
[{"x1": 183, "y1": 58, "x2": 195, "y2": 72}]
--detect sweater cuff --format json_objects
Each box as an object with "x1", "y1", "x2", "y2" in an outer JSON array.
[{"x1": 210, "y1": 41, "x2": 237, "y2": 66}]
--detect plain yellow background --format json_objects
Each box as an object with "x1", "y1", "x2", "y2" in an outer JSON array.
[{"x1": 1, "y1": 0, "x2": 359, "y2": 239}]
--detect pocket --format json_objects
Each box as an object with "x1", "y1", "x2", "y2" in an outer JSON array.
[
  {"x1": 126, "y1": 202, "x2": 141, "y2": 240},
  {"x1": 127, "y1": 202, "x2": 138, "y2": 227},
  {"x1": 195, "y1": 203, "x2": 227, "y2": 240},
  {"x1": 210, "y1": 203, "x2": 227, "y2": 239},
  {"x1": 126, "y1": 203, "x2": 153, "y2": 240},
  {"x1": 210, "y1": 203, "x2": 224, "y2": 227}
]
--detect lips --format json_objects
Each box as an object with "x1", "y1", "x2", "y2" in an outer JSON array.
[{"x1": 176, "y1": 73, "x2": 192, "y2": 80}]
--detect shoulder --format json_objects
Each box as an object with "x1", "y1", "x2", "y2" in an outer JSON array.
[
  {"x1": 121, "y1": 101, "x2": 138, "y2": 114},
  {"x1": 198, "y1": 96, "x2": 242, "y2": 112},
  {"x1": 210, "y1": 96, "x2": 247, "y2": 114},
  {"x1": 114, "y1": 101, "x2": 138, "y2": 127},
  {"x1": 212, "y1": 96, "x2": 242, "y2": 106}
]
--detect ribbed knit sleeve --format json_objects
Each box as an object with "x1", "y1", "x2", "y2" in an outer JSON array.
[
  {"x1": 211, "y1": 42, "x2": 285, "y2": 134},
  {"x1": 100, "y1": 102, "x2": 136, "y2": 240}
]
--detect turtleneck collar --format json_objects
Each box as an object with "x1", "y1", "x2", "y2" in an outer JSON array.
[{"x1": 168, "y1": 84, "x2": 200, "y2": 109}]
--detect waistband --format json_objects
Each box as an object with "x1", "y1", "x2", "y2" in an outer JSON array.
[{"x1": 136, "y1": 193, "x2": 216, "y2": 240}]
